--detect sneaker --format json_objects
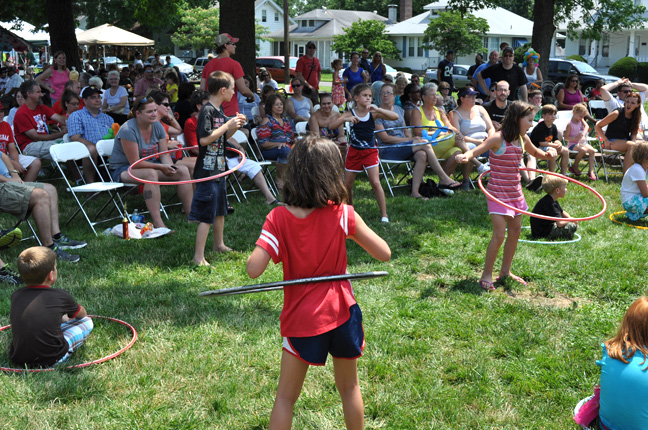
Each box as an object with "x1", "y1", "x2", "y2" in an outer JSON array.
[
  {"x1": 53, "y1": 234, "x2": 87, "y2": 250},
  {"x1": 54, "y1": 246, "x2": 80, "y2": 263},
  {"x1": 0, "y1": 227, "x2": 23, "y2": 250},
  {"x1": 478, "y1": 162, "x2": 490, "y2": 175},
  {"x1": 526, "y1": 175, "x2": 544, "y2": 193},
  {"x1": 0, "y1": 266, "x2": 24, "y2": 285}
]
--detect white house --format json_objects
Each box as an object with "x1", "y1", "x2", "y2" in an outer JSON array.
[
  {"x1": 558, "y1": 2, "x2": 648, "y2": 68},
  {"x1": 267, "y1": 8, "x2": 389, "y2": 70},
  {"x1": 386, "y1": 1, "x2": 534, "y2": 72},
  {"x1": 255, "y1": 0, "x2": 295, "y2": 56}
]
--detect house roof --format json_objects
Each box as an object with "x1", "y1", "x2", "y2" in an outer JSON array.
[
  {"x1": 255, "y1": 0, "x2": 296, "y2": 25},
  {"x1": 268, "y1": 8, "x2": 388, "y2": 39},
  {"x1": 387, "y1": 2, "x2": 533, "y2": 37}
]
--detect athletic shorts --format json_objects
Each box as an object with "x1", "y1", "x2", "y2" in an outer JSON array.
[
  {"x1": 487, "y1": 197, "x2": 528, "y2": 218},
  {"x1": 0, "y1": 181, "x2": 44, "y2": 220},
  {"x1": 345, "y1": 147, "x2": 379, "y2": 172},
  {"x1": 282, "y1": 304, "x2": 365, "y2": 366},
  {"x1": 226, "y1": 157, "x2": 261, "y2": 179},
  {"x1": 188, "y1": 180, "x2": 227, "y2": 223}
]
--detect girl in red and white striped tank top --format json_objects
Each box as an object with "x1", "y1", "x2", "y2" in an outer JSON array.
[{"x1": 457, "y1": 101, "x2": 557, "y2": 292}]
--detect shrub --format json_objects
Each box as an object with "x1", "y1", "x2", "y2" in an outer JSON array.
[
  {"x1": 399, "y1": 67, "x2": 413, "y2": 74},
  {"x1": 567, "y1": 55, "x2": 587, "y2": 62},
  {"x1": 514, "y1": 43, "x2": 532, "y2": 65},
  {"x1": 609, "y1": 57, "x2": 639, "y2": 80},
  {"x1": 637, "y1": 63, "x2": 648, "y2": 84}
]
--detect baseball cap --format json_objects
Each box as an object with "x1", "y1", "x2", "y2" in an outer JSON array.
[
  {"x1": 306, "y1": 41, "x2": 316, "y2": 48},
  {"x1": 81, "y1": 85, "x2": 103, "y2": 98},
  {"x1": 215, "y1": 33, "x2": 239, "y2": 47},
  {"x1": 459, "y1": 87, "x2": 479, "y2": 97},
  {"x1": 502, "y1": 46, "x2": 514, "y2": 55},
  {"x1": 446, "y1": 49, "x2": 454, "y2": 55}
]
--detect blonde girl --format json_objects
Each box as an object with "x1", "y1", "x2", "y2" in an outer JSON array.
[{"x1": 566, "y1": 102, "x2": 597, "y2": 180}]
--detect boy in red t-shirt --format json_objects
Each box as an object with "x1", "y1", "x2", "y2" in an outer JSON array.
[{"x1": 0, "y1": 102, "x2": 41, "y2": 181}]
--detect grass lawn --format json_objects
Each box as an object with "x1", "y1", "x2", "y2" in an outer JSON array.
[{"x1": 0, "y1": 160, "x2": 645, "y2": 429}]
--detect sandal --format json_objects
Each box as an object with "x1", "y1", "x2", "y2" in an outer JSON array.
[
  {"x1": 439, "y1": 181, "x2": 462, "y2": 190},
  {"x1": 479, "y1": 279, "x2": 496, "y2": 291},
  {"x1": 588, "y1": 172, "x2": 597, "y2": 181},
  {"x1": 496, "y1": 273, "x2": 527, "y2": 286},
  {"x1": 568, "y1": 166, "x2": 581, "y2": 176}
]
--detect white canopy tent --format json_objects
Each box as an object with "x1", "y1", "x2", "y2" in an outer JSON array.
[{"x1": 76, "y1": 24, "x2": 154, "y2": 46}]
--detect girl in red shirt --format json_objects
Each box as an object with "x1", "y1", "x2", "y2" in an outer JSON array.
[{"x1": 247, "y1": 135, "x2": 391, "y2": 429}]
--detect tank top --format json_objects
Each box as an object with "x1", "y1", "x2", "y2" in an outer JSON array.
[
  {"x1": 562, "y1": 89, "x2": 583, "y2": 107},
  {"x1": 454, "y1": 109, "x2": 488, "y2": 140},
  {"x1": 348, "y1": 109, "x2": 375, "y2": 149},
  {"x1": 291, "y1": 96, "x2": 311, "y2": 118},
  {"x1": 49, "y1": 68, "x2": 69, "y2": 102},
  {"x1": 524, "y1": 67, "x2": 538, "y2": 84},
  {"x1": 567, "y1": 119, "x2": 584, "y2": 140},
  {"x1": 419, "y1": 105, "x2": 444, "y2": 128},
  {"x1": 370, "y1": 63, "x2": 384, "y2": 83},
  {"x1": 605, "y1": 107, "x2": 634, "y2": 141},
  {"x1": 487, "y1": 136, "x2": 525, "y2": 204}
]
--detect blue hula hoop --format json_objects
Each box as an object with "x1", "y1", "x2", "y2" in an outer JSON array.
[{"x1": 374, "y1": 126, "x2": 455, "y2": 149}]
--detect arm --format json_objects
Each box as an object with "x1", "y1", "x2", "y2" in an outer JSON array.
[
  {"x1": 535, "y1": 67, "x2": 543, "y2": 84},
  {"x1": 35, "y1": 67, "x2": 54, "y2": 93},
  {"x1": 307, "y1": 113, "x2": 320, "y2": 136},
  {"x1": 285, "y1": 98, "x2": 309, "y2": 123},
  {"x1": 375, "y1": 122, "x2": 423, "y2": 144},
  {"x1": 199, "y1": 77, "x2": 207, "y2": 91},
  {"x1": 328, "y1": 111, "x2": 356, "y2": 130},
  {"x1": 637, "y1": 179, "x2": 648, "y2": 198},
  {"x1": 24, "y1": 127, "x2": 66, "y2": 141},
  {"x1": 523, "y1": 134, "x2": 556, "y2": 159},
  {"x1": 600, "y1": 80, "x2": 620, "y2": 102},
  {"x1": 70, "y1": 134, "x2": 96, "y2": 149},
  {"x1": 199, "y1": 114, "x2": 246, "y2": 147},
  {"x1": 556, "y1": 89, "x2": 570, "y2": 110},
  {"x1": 246, "y1": 245, "x2": 271, "y2": 278},
  {"x1": 595, "y1": 111, "x2": 619, "y2": 146},
  {"x1": 476, "y1": 71, "x2": 489, "y2": 98},
  {"x1": 519, "y1": 84, "x2": 528, "y2": 102},
  {"x1": 235, "y1": 77, "x2": 254, "y2": 100},
  {"x1": 74, "y1": 305, "x2": 88, "y2": 319},
  {"x1": 348, "y1": 211, "x2": 391, "y2": 261},
  {"x1": 6, "y1": 142, "x2": 25, "y2": 175},
  {"x1": 0, "y1": 152, "x2": 22, "y2": 183},
  {"x1": 372, "y1": 106, "x2": 399, "y2": 121},
  {"x1": 457, "y1": 132, "x2": 504, "y2": 162},
  {"x1": 480, "y1": 107, "x2": 496, "y2": 137}
]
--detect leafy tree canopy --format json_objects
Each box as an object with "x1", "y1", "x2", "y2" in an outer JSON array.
[
  {"x1": 171, "y1": 7, "x2": 220, "y2": 50},
  {"x1": 422, "y1": 11, "x2": 489, "y2": 57},
  {"x1": 331, "y1": 20, "x2": 401, "y2": 60}
]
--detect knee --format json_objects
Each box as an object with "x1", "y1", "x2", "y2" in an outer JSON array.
[
  {"x1": 31, "y1": 158, "x2": 42, "y2": 170},
  {"x1": 175, "y1": 165, "x2": 190, "y2": 179},
  {"x1": 413, "y1": 151, "x2": 426, "y2": 162},
  {"x1": 43, "y1": 183, "x2": 57, "y2": 197},
  {"x1": 87, "y1": 144, "x2": 98, "y2": 158}
]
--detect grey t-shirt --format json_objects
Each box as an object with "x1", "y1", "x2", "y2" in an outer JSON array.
[
  {"x1": 110, "y1": 119, "x2": 167, "y2": 171},
  {"x1": 375, "y1": 105, "x2": 406, "y2": 145}
]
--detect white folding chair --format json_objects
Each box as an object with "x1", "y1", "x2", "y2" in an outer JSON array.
[
  {"x1": 250, "y1": 127, "x2": 279, "y2": 193},
  {"x1": 227, "y1": 130, "x2": 276, "y2": 201},
  {"x1": 294, "y1": 121, "x2": 309, "y2": 135},
  {"x1": 49, "y1": 142, "x2": 125, "y2": 235},
  {"x1": 378, "y1": 156, "x2": 414, "y2": 197},
  {"x1": 96, "y1": 139, "x2": 171, "y2": 219},
  {"x1": 554, "y1": 112, "x2": 599, "y2": 177},
  {"x1": 588, "y1": 99, "x2": 608, "y2": 120}
]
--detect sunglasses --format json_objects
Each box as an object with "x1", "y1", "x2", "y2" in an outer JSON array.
[
  {"x1": 622, "y1": 89, "x2": 633, "y2": 94},
  {"x1": 292, "y1": 84, "x2": 302, "y2": 87},
  {"x1": 145, "y1": 70, "x2": 154, "y2": 73},
  {"x1": 226, "y1": 42, "x2": 236, "y2": 46},
  {"x1": 161, "y1": 102, "x2": 170, "y2": 107}
]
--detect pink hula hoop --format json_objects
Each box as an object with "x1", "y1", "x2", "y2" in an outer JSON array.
[
  {"x1": 477, "y1": 168, "x2": 607, "y2": 222},
  {"x1": 0, "y1": 315, "x2": 138, "y2": 373},
  {"x1": 127, "y1": 148, "x2": 246, "y2": 186}
]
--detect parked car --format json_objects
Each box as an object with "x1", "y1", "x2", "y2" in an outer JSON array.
[
  {"x1": 423, "y1": 64, "x2": 471, "y2": 90},
  {"x1": 256, "y1": 56, "x2": 298, "y2": 83},
  {"x1": 192, "y1": 56, "x2": 211, "y2": 74},
  {"x1": 546, "y1": 58, "x2": 619, "y2": 98},
  {"x1": 146, "y1": 55, "x2": 193, "y2": 75},
  {"x1": 384, "y1": 64, "x2": 412, "y2": 82}
]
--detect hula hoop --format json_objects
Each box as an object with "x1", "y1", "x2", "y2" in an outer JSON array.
[
  {"x1": 477, "y1": 168, "x2": 607, "y2": 222},
  {"x1": 374, "y1": 126, "x2": 455, "y2": 149},
  {"x1": 609, "y1": 210, "x2": 648, "y2": 230},
  {"x1": 0, "y1": 315, "x2": 137, "y2": 373},
  {"x1": 128, "y1": 148, "x2": 246, "y2": 186},
  {"x1": 517, "y1": 226, "x2": 582, "y2": 244}
]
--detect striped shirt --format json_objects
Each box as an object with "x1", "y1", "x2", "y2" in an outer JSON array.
[{"x1": 487, "y1": 136, "x2": 525, "y2": 204}]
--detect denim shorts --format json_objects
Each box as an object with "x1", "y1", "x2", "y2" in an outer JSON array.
[
  {"x1": 379, "y1": 145, "x2": 414, "y2": 161},
  {"x1": 189, "y1": 180, "x2": 227, "y2": 223}
]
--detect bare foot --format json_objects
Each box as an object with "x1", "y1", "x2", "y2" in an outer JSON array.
[
  {"x1": 213, "y1": 245, "x2": 233, "y2": 253},
  {"x1": 411, "y1": 193, "x2": 429, "y2": 200},
  {"x1": 192, "y1": 258, "x2": 210, "y2": 266}
]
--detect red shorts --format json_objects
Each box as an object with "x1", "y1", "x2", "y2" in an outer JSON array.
[{"x1": 345, "y1": 147, "x2": 379, "y2": 172}]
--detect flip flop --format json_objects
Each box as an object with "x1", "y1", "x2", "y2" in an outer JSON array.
[
  {"x1": 568, "y1": 166, "x2": 581, "y2": 176},
  {"x1": 496, "y1": 273, "x2": 527, "y2": 286},
  {"x1": 439, "y1": 181, "x2": 462, "y2": 190},
  {"x1": 479, "y1": 280, "x2": 496, "y2": 291}
]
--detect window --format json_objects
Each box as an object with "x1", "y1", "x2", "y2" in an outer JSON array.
[
  {"x1": 407, "y1": 37, "x2": 424, "y2": 57},
  {"x1": 578, "y1": 38, "x2": 588, "y2": 56},
  {"x1": 309, "y1": 20, "x2": 315, "y2": 27},
  {"x1": 483, "y1": 37, "x2": 489, "y2": 50},
  {"x1": 602, "y1": 34, "x2": 609, "y2": 58},
  {"x1": 488, "y1": 37, "x2": 500, "y2": 52},
  {"x1": 636, "y1": 35, "x2": 640, "y2": 56},
  {"x1": 275, "y1": 11, "x2": 279, "y2": 22},
  {"x1": 262, "y1": 9, "x2": 267, "y2": 22}
]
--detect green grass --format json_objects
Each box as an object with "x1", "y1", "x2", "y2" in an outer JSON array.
[{"x1": 0, "y1": 163, "x2": 645, "y2": 429}]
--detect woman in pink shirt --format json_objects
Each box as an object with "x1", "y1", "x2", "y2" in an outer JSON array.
[
  {"x1": 557, "y1": 73, "x2": 585, "y2": 110},
  {"x1": 36, "y1": 51, "x2": 69, "y2": 104}
]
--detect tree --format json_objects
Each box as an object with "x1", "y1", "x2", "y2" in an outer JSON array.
[
  {"x1": 331, "y1": 20, "x2": 400, "y2": 60},
  {"x1": 219, "y1": 1, "x2": 256, "y2": 79},
  {"x1": 171, "y1": 7, "x2": 220, "y2": 50},
  {"x1": 422, "y1": 11, "x2": 489, "y2": 57},
  {"x1": 448, "y1": 0, "x2": 645, "y2": 82}
]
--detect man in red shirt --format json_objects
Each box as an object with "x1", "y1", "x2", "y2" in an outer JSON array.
[
  {"x1": 296, "y1": 41, "x2": 322, "y2": 105},
  {"x1": 200, "y1": 33, "x2": 255, "y2": 117},
  {"x1": 13, "y1": 80, "x2": 67, "y2": 160}
]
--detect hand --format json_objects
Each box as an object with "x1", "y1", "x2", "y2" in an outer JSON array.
[
  {"x1": 15, "y1": 163, "x2": 26, "y2": 175},
  {"x1": 413, "y1": 136, "x2": 427, "y2": 144},
  {"x1": 456, "y1": 154, "x2": 469, "y2": 164},
  {"x1": 545, "y1": 148, "x2": 557, "y2": 159},
  {"x1": 167, "y1": 139, "x2": 181, "y2": 149},
  {"x1": 160, "y1": 164, "x2": 176, "y2": 176}
]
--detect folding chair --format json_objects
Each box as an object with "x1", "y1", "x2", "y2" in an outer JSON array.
[
  {"x1": 588, "y1": 99, "x2": 608, "y2": 120},
  {"x1": 554, "y1": 111, "x2": 600, "y2": 177},
  {"x1": 226, "y1": 130, "x2": 276, "y2": 201},
  {"x1": 250, "y1": 127, "x2": 279, "y2": 193},
  {"x1": 294, "y1": 121, "x2": 309, "y2": 136},
  {"x1": 95, "y1": 139, "x2": 169, "y2": 219},
  {"x1": 49, "y1": 142, "x2": 125, "y2": 235}
]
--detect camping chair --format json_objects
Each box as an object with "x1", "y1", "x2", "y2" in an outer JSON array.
[
  {"x1": 95, "y1": 139, "x2": 170, "y2": 220},
  {"x1": 49, "y1": 142, "x2": 125, "y2": 235}
]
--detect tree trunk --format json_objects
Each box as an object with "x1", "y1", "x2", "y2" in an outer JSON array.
[
  {"x1": 531, "y1": 0, "x2": 555, "y2": 84},
  {"x1": 220, "y1": 1, "x2": 256, "y2": 79},
  {"x1": 45, "y1": 0, "x2": 81, "y2": 71}
]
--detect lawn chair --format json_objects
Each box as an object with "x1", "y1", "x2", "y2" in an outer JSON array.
[
  {"x1": 249, "y1": 127, "x2": 279, "y2": 193},
  {"x1": 227, "y1": 130, "x2": 276, "y2": 201},
  {"x1": 49, "y1": 142, "x2": 125, "y2": 235}
]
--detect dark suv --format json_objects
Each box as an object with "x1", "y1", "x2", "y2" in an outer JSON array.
[{"x1": 547, "y1": 58, "x2": 619, "y2": 97}]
